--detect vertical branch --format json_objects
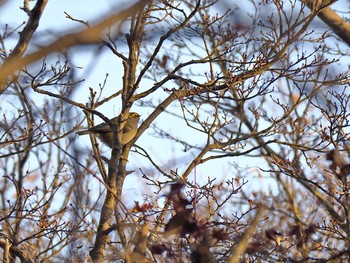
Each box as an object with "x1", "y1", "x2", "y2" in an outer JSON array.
[
  {"x1": 90, "y1": 3, "x2": 150, "y2": 262},
  {"x1": 122, "y1": 3, "x2": 152, "y2": 109}
]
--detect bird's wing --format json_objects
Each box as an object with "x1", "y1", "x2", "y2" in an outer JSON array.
[
  {"x1": 122, "y1": 125, "x2": 133, "y2": 133},
  {"x1": 91, "y1": 123, "x2": 111, "y2": 133}
]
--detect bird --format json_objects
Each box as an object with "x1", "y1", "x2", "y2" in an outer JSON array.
[{"x1": 77, "y1": 112, "x2": 140, "y2": 147}]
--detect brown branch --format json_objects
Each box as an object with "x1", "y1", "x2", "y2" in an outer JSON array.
[
  {"x1": 0, "y1": 0, "x2": 149, "y2": 94},
  {"x1": 134, "y1": 0, "x2": 202, "y2": 89},
  {"x1": 8, "y1": 0, "x2": 48, "y2": 60},
  {"x1": 316, "y1": 5, "x2": 350, "y2": 46},
  {"x1": 304, "y1": 0, "x2": 350, "y2": 46},
  {"x1": 228, "y1": 208, "x2": 263, "y2": 263},
  {"x1": 0, "y1": 238, "x2": 34, "y2": 263}
]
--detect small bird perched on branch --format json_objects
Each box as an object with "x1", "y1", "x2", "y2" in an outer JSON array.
[{"x1": 78, "y1": 112, "x2": 140, "y2": 147}]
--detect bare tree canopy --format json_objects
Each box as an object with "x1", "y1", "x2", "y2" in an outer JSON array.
[{"x1": 0, "y1": 0, "x2": 350, "y2": 262}]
